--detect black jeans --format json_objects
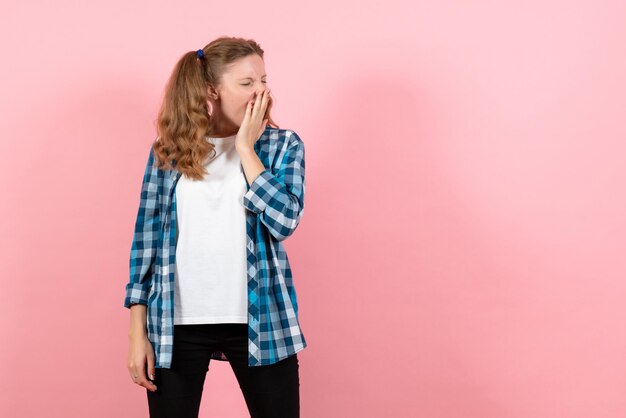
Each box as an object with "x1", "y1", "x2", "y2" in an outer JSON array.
[{"x1": 146, "y1": 323, "x2": 300, "y2": 418}]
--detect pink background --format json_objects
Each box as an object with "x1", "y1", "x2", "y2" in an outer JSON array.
[{"x1": 1, "y1": 1, "x2": 625, "y2": 417}]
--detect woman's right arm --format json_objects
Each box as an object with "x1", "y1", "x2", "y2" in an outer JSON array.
[
  {"x1": 124, "y1": 146, "x2": 160, "y2": 309},
  {"x1": 127, "y1": 304, "x2": 157, "y2": 392},
  {"x1": 128, "y1": 304, "x2": 148, "y2": 337},
  {"x1": 124, "y1": 145, "x2": 160, "y2": 392}
]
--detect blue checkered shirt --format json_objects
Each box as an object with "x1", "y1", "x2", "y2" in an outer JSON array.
[{"x1": 123, "y1": 127, "x2": 308, "y2": 368}]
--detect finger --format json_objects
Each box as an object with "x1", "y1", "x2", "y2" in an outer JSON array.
[
  {"x1": 256, "y1": 118, "x2": 268, "y2": 139},
  {"x1": 129, "y1": 364, "x2": 147, "y2": 387},
  {"x1": 259, "y1": 89, "x2": 270, "y2": 112},
  {"x1": 147, "y1": 351, "x2": 156, "y2": 383},
  {"x1": 130, "y1": 362, "x2": 157, "y2": 392},
  {"x1": 252, "y1": 89, "x2": 267, "y2": 118},
  {"x1": 137, "y1": 370, "x2": 157, "y2": 392},
  {"x1": 243, "y1": 98, "x2": 253, "y2": 123},
  {"x1": 250, "y1": 91, "x2": 260, "y2": 118},
  {"x1": 266, "y1": 94, "x2": 273, "y2": 114},
  {"x1": 143, "y1": 340, "x2": 158, "y2": 390},
  {"x1": 263, "y1": 88, "x2": 271, "y2": 105},
  {"x1": 138, "y1": 376, "x2": 156, "y2": 392},
  {"x1": 260, "y1": 89, "x2": 271, "y2": 119},
  {"x1": 264, "y1": 95, "x2": 272, "y2": 120}
]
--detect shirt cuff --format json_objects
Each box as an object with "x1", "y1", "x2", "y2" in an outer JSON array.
[
  {"x1": 124, "y1": 282, "x2": 150, "y2": 308},
  {"x1": 242, "y1": 169, "x2": 281, "y2": 214}
]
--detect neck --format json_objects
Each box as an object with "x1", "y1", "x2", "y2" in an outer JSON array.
[{"x1": 208, "y1": 117, "x2": 238, "y2": 138}]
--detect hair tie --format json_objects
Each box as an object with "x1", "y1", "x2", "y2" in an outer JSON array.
[{"x1": 196, "y1": 49, "x2": 205, "y2": 60}]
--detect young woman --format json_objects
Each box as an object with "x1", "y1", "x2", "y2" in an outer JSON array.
[{"x1": 123, "y1": 36, "x2": 308, "y2": 418}]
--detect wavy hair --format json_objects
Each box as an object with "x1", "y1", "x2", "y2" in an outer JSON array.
[{"x1": 152, "y1": 36, "x2": 278, "y2": 180}]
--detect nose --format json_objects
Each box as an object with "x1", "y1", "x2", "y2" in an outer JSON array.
[{"x1": 251, "y1": 87, "x2": 269, "y2": 102}]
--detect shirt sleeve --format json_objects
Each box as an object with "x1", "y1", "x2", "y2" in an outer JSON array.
[
  {"x1": 124, "y1": 146, "x2": 160, "y2": 308},
  {"x1": 242, "y1": 132, "x2": 306, "y2": 241}
]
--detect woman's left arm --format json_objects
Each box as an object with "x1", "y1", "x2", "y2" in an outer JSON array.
[{"x1": 240, "y1": 133, "x2": 306, "y2": 241}]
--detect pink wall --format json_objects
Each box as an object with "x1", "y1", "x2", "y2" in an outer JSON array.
[{"x1": 1, "y1": 1, "x2": 625, "y2": 417}]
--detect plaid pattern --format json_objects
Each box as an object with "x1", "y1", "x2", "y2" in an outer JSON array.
[{"x1": 124, "y1": 127, "x2": 307, "y2": 368}]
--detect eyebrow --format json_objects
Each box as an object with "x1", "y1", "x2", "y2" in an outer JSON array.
[{"x1": 239, "y1": 75, "x2": 267, "y2": 80}]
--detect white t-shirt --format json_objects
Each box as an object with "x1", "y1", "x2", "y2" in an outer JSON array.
[{"x1": 173, "y1": 133, "x2": 248, "y2": 324}]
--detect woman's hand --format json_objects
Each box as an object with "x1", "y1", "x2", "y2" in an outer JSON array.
[
  {"x1": 127, "y1": 334, "x2": 158, "y2": 392},
  {"x1": 235, "y1": 88, "x2": 272, "y2": 152}
]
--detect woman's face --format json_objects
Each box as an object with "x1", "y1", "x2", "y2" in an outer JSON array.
[{"x1": 208, "y1": 54, "x2": 268, "y2": 134}]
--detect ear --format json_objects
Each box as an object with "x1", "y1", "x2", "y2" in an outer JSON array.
[{"x1": 207, "y1": 85, "x2": 218, "y2": 100}]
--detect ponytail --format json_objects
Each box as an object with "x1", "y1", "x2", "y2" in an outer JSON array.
[{"x1": 153, "y1": 49, "x2": 211, "y2": 178}]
